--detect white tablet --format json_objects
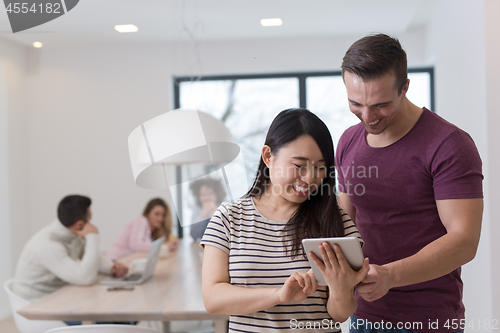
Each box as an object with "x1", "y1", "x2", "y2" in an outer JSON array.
[{"x1": 302, "y1": 237, "x2": 364, "y2": 286}]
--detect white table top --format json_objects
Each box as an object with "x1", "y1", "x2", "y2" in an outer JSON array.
[{"x1": 18, "y1": 239, "x2": 228, "y2": 322}]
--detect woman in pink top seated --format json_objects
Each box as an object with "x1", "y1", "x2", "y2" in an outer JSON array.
[{"x1": 107, "y1": 198, "x2": 179, "y2": 261}]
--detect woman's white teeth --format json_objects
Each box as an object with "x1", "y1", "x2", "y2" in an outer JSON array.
[
  {"x1": 368, "y1": 119, "x2": 380, "y2": 125},
  {"x1": 293, "y1": 185, "x2": 308, "y2": 193}
]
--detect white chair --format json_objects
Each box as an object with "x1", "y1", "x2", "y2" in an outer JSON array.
[
  {"x1": 3, "y1": 278, "x2": 67, "y2": 333},
  {"x1": 44, "y1": 325, "x2": 162, "y2": 333}
]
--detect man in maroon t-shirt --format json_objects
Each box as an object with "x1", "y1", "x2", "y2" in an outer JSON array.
[{"x1": 336, "y1": 34, "x2": 483, "y2": 333}]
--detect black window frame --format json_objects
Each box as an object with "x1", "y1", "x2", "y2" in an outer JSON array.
[{"x1": 173, "y1": 68, "x2": 435, "y2": 237}]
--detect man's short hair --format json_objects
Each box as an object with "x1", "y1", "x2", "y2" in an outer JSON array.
[
  {"x1": 341, "y1": 33, "x2": 408, "y2": 94},
  {"x1": 57, "y1": 195, "x2": 91, "y2": 228}
]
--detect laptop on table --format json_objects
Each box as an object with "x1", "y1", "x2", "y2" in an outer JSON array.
[{"x1": 100, "y1": 236, "x2": 165, "y2": 286}]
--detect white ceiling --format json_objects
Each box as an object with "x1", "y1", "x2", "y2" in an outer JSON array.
[{"x1": 0, "y1": 0, "x2": 438, "y2": 48}]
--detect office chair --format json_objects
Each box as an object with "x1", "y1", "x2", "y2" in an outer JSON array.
[{"x1": 3, "y1": 279, "x2": 67, "y2": 333}]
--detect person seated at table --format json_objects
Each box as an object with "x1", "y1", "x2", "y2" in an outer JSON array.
[
  {"x1": 189, "y1": 177, "x2": 226, "y2": 241},
  {"x1": 106, "y1": 198, "x2": 178, "y2": 261},
  {"x1": 13, "y1": 194, "x2": 128, "y2": 301}
]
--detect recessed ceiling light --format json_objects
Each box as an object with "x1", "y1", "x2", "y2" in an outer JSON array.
[
  {"x1": 114, "y1": 25, "x2": 139, "y2": 33},
  {"x1": 33, "y1": 42, "x2": 43, "y2": 48},
  {"x1": 260, "y1": 18, "x2": 282, "y2": 27}
]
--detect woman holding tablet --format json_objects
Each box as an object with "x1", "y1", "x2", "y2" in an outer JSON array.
[{"x1": 201, "y1": 108, "x2": 369, "y2": 332}]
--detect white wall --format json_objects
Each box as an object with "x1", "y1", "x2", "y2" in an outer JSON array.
[
  {"x1": 0, "y1": 40, "x2": 11, "y2": 321},
  {"x1": 484, "y1": 0, "x2": 500, "y2": 321},
  {"x1": 0, "y1": 37, "x2": 27, "y2": 319},
  {"x1": 23, "y1": 44, "x2": 176, "y2": 254},
  {"x1": 425, "y1": 0, "x2": 496, "y2": 330}
]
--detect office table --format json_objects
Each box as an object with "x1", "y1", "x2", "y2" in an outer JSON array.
[{"x1": 17, "y1": 239, "x2": 228, "y2": 333}]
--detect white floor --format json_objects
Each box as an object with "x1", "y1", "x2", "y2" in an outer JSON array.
[
  {"x1": 0, "y1": 316, "x2": 215, "y2": 333},
  {"x1": 0, "y1": 316, "x2": 18, "y2": 333}
]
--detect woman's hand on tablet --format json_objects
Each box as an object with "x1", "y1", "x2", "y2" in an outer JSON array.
[
  {"x1": 309, "y1": 242, "x2": 369, "y2": 322},
  {"x1": 310, "y1": 242, "x2": 369, "y2": 298},
  {"x1": 277, "y1": 269, "x2": 319, "y2": 303}
]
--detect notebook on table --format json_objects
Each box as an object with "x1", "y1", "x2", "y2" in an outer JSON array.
[{"x1": 100, "y1": 236, "x2": 165, "y2": 286}]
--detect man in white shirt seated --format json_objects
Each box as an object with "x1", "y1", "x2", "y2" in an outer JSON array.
[{"x1": 13, "y1": 194, "x2": 128, "y2": 301}]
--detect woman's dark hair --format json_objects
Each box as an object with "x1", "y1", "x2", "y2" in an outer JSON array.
[
  {"x1": 143, "y1": 198, "x2": 172, "y2": 240},
  {"x1": 341, "y1": 33, "x2": 408, "y2": 94},
  {"x1": 57, "y1": 195, "x2": 91, "y2": 228},
  {"x1": 189, "y1": 177, "x2": 226, "y2": 206},
  {"x1": 246, "y1": 108, "x2": 345, "y2": 258}
]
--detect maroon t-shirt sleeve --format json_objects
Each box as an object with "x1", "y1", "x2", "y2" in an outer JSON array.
[{"x1": 431, "y1": 130, "x2": 483, "y2": 200}]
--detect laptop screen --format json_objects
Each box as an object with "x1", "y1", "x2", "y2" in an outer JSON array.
[{"x1": 142, "y1": 236, "x2": 165, "y2": 280}]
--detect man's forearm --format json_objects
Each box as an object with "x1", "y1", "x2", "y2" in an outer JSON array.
[
  {"x1": 387, "y1": 231, "x2": 478, "y2": 289},
  {"x1": 388, "y1": 198, "x2": 482, "y2": 288}
]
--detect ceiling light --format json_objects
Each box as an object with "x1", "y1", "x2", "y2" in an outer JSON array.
[
  {"x1": 33, "y1": 42, "x2": 43, "y2": 48},
  {"x1": 114, "y1": 25, "x2": 138, "y2": 33},
  {"x1": 260, "y1": 18, "x2": 282, "y2": 27}
]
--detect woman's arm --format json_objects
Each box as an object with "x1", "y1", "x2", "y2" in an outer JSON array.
[
  {"x1": 202, "y1": 245, "x2": 318, "y2": 315},
  {"x1": 309, "y1": 242, "x2": 369, "y2": 323}
]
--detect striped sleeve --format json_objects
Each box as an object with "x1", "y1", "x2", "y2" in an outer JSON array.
[
  {"x1": 340, "y1": 208, "x2": 364, "y2": 247},
  {"x1": 200, "y1": 203, "x2": 231, "y2": 254}
]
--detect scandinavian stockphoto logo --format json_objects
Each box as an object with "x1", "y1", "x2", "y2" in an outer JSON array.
[{"x1": 4, "y1": 0, "x2": 79, "y2": 33}]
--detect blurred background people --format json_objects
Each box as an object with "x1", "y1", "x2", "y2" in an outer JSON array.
[
  {"x1": 106, "y1": 198, "x2": 178, "y2": 261},
  {"x1": 13, "y1": 195, "x2": 128, "y2": 301},
  {"x1": 189, "y1": 177, "x2": 226, "y2": 241}
]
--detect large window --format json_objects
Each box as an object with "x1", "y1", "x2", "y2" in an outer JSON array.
[{"x1": 173, "y1": 69, "x2": 434, "y2": 237}]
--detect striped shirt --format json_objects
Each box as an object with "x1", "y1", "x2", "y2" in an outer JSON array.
[{"x1": 201, "y1": 197, "x2": 363, "y2": 333}]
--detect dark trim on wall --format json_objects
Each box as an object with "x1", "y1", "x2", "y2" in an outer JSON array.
[
  {"x1": 173, "y1": 68, "x2": 435, "y2": 237},
  {"x1": 174, "y1": 68, "x2": 434, "y2": 111}
]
